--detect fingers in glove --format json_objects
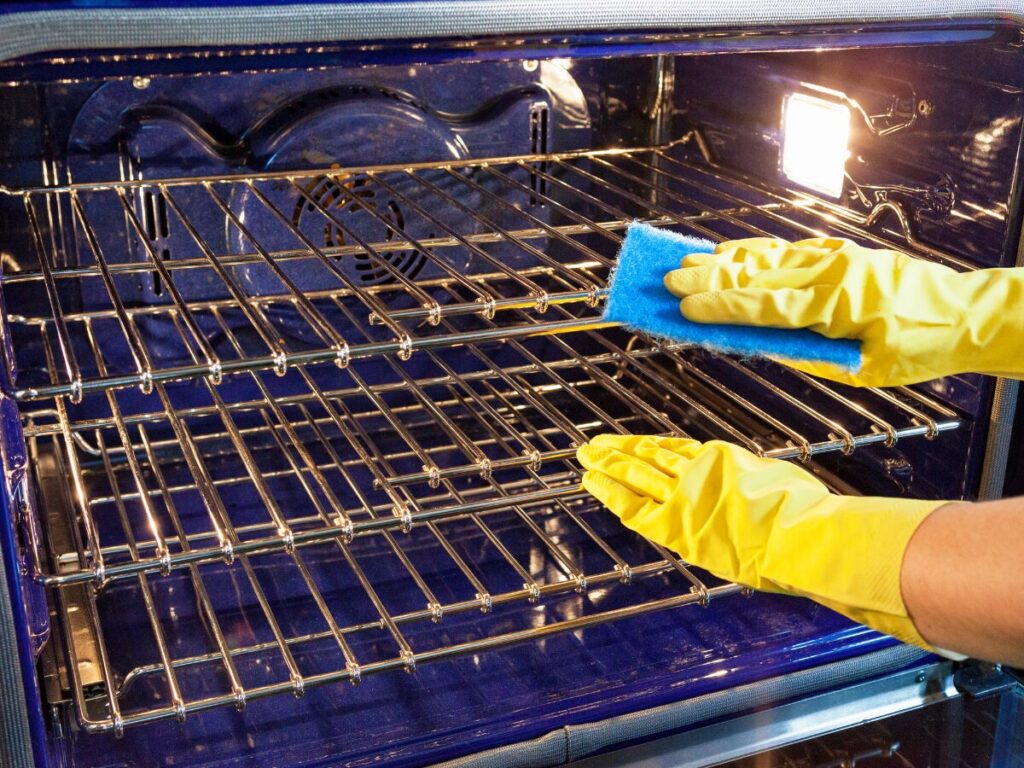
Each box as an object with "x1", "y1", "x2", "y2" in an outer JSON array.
[
  {"x1": 588, "y1": 434, "x2": 700, "y2": 478},
  {"x1": 674, "y1": 240, "x2": 792, "y2": 271},
  {"x1": 666, "y1": 257, "x2": 838, "y2": 298},
  {"x1": 580, "y1": 469, "x2": 661, "y2": 521},
  {"x1": 678, "y1": 251, "x2": 719, "y2": 268},
  {"x1": 712, "y1": 238, "x2": 845, "y2": 268},
  {"x1": 576, "y1": 443, "x2": 676, "y2": 502},
  {"x1": 678, "y1": 285, "x2": 843, "y2": 333}
]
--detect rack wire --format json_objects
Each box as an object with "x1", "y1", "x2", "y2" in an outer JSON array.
[
  {"x1": 26, "y1": 326, "x2": 960, "y2": 590},
  {"x1": 4, "y1": 139, "x2": 967, "y2": 403},
  {"x1": 10, "y1": 141, "x2": 965, "y2": 734},
  {"x1": 35, "y1": 423, "x2": 742, "y2": 734}
]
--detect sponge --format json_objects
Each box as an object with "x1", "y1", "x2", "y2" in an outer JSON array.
[{"x1": 602, "y1": 222, "x2": 862, "y2": 370}]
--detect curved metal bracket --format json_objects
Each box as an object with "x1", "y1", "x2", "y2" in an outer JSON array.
[{"x1": 800, "y1": 82, "x2": 918, "y2": 138}]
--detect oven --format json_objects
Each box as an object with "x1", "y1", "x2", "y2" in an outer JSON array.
[{"x1": 0, "y1": 4, "x2": 1021, "y2": 767}]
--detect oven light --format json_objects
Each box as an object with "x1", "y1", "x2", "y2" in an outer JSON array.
[{"x1": 781, "y1": 92, "x2": 851, "y2": 198}]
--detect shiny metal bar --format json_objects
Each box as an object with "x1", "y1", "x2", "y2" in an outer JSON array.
[
  {"x1": 34, "y1": 340, "x2": 962, "y2": 589},
  {"x1": 115, "y1": 556, "x2": 695, "y2": 700},
  {"x1": 587, "y1": 334, "x2": 761, "y2": 453},
  {"x1": 32, "y1": 344, "x2": 958, "y2": 589},
  {"x1": 251, "y1": 178, "x2": 432, "y2": 342},
  {"x1": 48, "y1": 436, "x2": 124, "y2": 734},
  {"x1": 648, "y1": 149, "x2": 974, "y2": 269},
  {"x1": 367, "y1": 171, "x2": 544, "y2": 313},
  {"x1": 321, "y1": 303, "x2": 541, "y2": 594},
  {"x1": 550, "y1": 158, "x2": 724, "y2": 244},
  {"x1": 20, "y1": 141, "x2": 974, "y2": 737},
  {"x1": 161, "y1": 311, "x2": 297, "y2": 548},
  {"x1": 293, "y1": 180, "x2": 447, "y2": 307},
  {"x1": 323, "y1": 398, "x2": 492, "y2": 612},
  {"x1": 41, "y1": 478, "x2": 583, "y2": 587},
  {"x1": 211, "y1": 308, "x2": 353, "y2": 535},
  {"x1": 3, "y1": 226, "x2": 622, "y2": 285},
  {"x1": 114, "y1": 188, "x2": 223, "y2": 383},
  {"x1": 39, "y1": 328, "x2": 106, "y2": 583},
  {"x1": 714, "y1": 355, "x2": 857, "y2": 455},
  {"x1": 203, "y1": 182, "x2": 356, "y2": 360},
  {"x1": 656, "y1": 347, "x2": 814, "y2": 457},
  {"x1": 387, "y1": 358, "x2": 584, "y2": 590},
  {"x1": 439, "y1": 383, "x2": 585, "y2": 588},
  {"x1": 459, "y1": 372, "x2": 629, "y2": 578},
  {"x1": 24, "y1": 197, "x2": 83, "y2": 402},
  {"x1": 159, "y1": 186, "x2": 288, "y2": 373},
  {"x1": 297, "y1": 405, "x2": 443, "y2": 618},
  {"x1": 8, "y1": 143, "x2": 974, "y2": 403},
  {"x1": 294, "y1": 173, "x2": 489, "y2": 317},
  {"x1": 409, "y1": 170, "x2": 596, "y2": 305},
  {"x1": 482, "y1": 165, "x2": 624, "y2": 247},
  {"x1": 12, "y1": 143, "x2": 660, "y2": 196},
  {"x1": 502, "y1": 309, "x2": 687, "y2": 440},
  {"x1": 23, "y1": 347, "x2": 656, "y2": 438},
  {"x1": 82, "y1": 321, "x2": 169, "y2": 568},
  {"x1": 70, "y1": 192, "x2": 154, "y2": 393},
  {"x1": 15, "y1": 316, "x2": 614, "y2": 402},
  {"x1": 11, "y1": 279, "x2": 593, "y2": 334},
  {"x1": 71, "y1": 583, "x2": 740, "y2": 734},
  {"x1": 444, "y1": 167, "x2": 614, "y2": 271},
  {"x1": 95, "y1": 431, "x2": 186, "y2": 721},
  {"x1": 147, "y1": 341, "x2": 241, "y2": 564},
  {"x1": 137, "y1": 423, "x2": 306, "y2": 699}
]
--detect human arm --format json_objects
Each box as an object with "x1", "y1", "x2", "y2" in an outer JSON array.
[
  {"x1": 663, "y1": 237, "x2": 1024, "y2": 387},
  {"x1": 902, "y1": 497, "x2": 1024, "y2": 666},
  {"x1": 577, "y1": 435, "x2": 1024, "y2": 663}
]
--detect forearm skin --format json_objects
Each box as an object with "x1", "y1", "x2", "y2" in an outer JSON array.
[{"x1": 901, "y1": 498, "x2": 1024, "y2": 666}]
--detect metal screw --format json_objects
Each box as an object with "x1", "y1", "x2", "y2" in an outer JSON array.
[
  {"x1": 132, "y1": 76, "x2": 151, "y2": 90},
  {"x1": 915, "y1": 671, "x2": 927, "y2": 683},
  {"x1": 522, "y1": 60, "x2": 539, "y2": 72},
  {"x1": 917, "y1": 99, "x2": 934, "y2": 117}
]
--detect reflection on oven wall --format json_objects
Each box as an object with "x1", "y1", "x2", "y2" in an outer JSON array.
[{"x1": 675, "y1": 48, "x2": 1024, "y2": 271}]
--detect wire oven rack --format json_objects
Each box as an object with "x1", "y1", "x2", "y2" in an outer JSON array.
[
  {"x1": 7, "y1": 140, "x2": 963, "y2": 734},
  {"x1": 3, "y1": 139, "x2": 968, "y2": 404}
]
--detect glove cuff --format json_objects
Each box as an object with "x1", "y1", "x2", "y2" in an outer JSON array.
[{"x1": 760, "y1": 494, "x2": 947, "y2": 646}]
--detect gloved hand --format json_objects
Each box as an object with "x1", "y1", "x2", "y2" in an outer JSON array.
[
  {"x1": 663, "y1": 237, "x2": 1024, "y2": 387},
  {"x1": 577, "y1": 434, "x2": 948, "y2": 650}
]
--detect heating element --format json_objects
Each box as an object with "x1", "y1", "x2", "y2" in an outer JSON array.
[{"x1": 9, "y1": 141, "x2": 963, "y2": 735}]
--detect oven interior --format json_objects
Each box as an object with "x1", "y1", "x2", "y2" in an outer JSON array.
[{"x1": 0, "y1": 33, "x2": 1019, "y2": 767}]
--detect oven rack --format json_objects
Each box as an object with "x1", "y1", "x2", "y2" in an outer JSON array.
[
  {"x1": 3, "y1": 140, "x2": 960, "y2": 404},
  {"x1": 33, "y1": 420, "x2": 742, "y2": 734},
  {"x1": 25, "y1": 325, "x2": 960, "y2": 589}
]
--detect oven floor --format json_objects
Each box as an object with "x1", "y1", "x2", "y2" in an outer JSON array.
[{"x1": 56, "y1": 593, "x2": 895, "y2": 768}]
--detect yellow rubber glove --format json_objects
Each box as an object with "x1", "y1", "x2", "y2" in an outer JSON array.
[
  {"x1": 577, "y1": 434, "x2": 948, "y2": 650},
  {"x1": 664, "y1": 237, "x2": 1024, "y2": 387}
]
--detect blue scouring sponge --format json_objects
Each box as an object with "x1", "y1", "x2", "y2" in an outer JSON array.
[{"x1": 603, "y1": 222, "x2": 862, "y2": 371}]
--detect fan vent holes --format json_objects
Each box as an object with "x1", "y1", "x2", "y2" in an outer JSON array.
[{"x1": 292, "y1": 174, "x2": 428, "y2": 285}]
